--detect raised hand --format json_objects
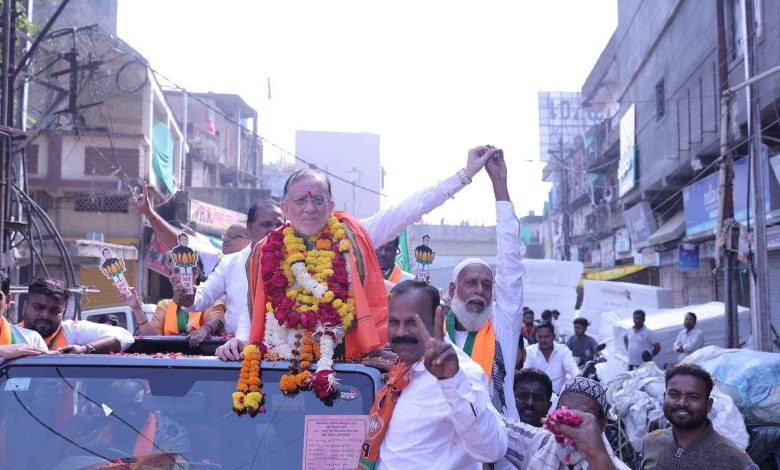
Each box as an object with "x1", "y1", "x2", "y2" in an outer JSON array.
[
  {"x1": 117, "y1": 286, "x2": 141, "y2": 309},
  {"x1": 465, "y1": 146, "x2": 500, "y2": 179},
  {"x1": 485, "y1": 147, "x2": 507, "y2": 181},
  {"x1": 415, "y1": 307, "x2": 459, "y2": 380},
  {"x1": 133, "y1": 181, "x2": 153, "y2": 217},
  {"x1": 170, "y1": 271, "x2": 195, "y2": 307}
]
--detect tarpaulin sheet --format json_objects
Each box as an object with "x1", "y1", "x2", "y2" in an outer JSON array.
[
  {"x1": 611, "y1": 302, "x2": 751, "y2": 370},
  {"x1": 579, "y1": 280, "x2": 674, "y2": 341},
  {"x1": 686, "y1": 346, "x2": 780, "y2": 424}
]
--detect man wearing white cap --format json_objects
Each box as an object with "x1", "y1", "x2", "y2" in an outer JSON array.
[{"x1": 445, "y1": 148, "x2": 525, "y2": 421}]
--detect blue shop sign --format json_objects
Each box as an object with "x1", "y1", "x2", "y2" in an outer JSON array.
[{"x1": 683, "y1": 157, "x2": 775, "y2": 237}]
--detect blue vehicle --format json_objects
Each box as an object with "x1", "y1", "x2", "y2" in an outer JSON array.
[{"x1": 0, "y1": 337, "x2": 381, "y2": 469}]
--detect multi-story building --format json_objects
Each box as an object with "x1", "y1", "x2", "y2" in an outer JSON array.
[
  {"x1": 25, "y1": 31, "x2": 185, "y2": 308},
  {"x1": 543, "y1": 0, "x2": 780, "y2": 321}
]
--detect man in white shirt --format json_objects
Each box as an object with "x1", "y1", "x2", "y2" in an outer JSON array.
[
  {"x1": 358, "y1": 280, "x2": 507, "y2": 469},
  {"x1": 524, "y1": 323, "x2": 579, "y2": 395},
  {"x1": 672, "y1": 311, "x2": 704, "y2": 362},
  {"x1": 214, "y1": 146, "x2": 498, "y2": 358},
  {"x1": 444, "y1": 148, "x2": 524, "y2": 419},
  {"x1": 0, "y1": 271, "x2": 49, "y2": 360},
  {"x1": 173, "y1": 201, "x2": 284, "y2": 341},
  {"x1": 623, "y1": 309, "x2": 661, "y2": 370},
  {"x1": 20, "y1": 278, "x2": 134, "y2": 353}
]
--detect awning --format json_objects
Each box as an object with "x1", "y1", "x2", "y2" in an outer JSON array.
[
  {"x1": 637, "y1": 211, "x2": 686, "y2": 249},
  {"x1": 579, "y1": 264, "x2": 648, "y2": 287}
]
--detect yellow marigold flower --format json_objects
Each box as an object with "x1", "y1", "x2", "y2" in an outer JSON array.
[
  {"x1": 243, "y1": 344, "x2": 259, "y2": 356},
  {"x1": 339, "y1": 240, "x2": 350, "y2": 252},
  {"x1": 232, "y1": 392, "x2": 246, "y2": 410},
  {"x1": 245, "y1": 391, "x2": 263, "y2": 410},
  {"x1": 323, "y1": 291, "x2": 335, "y2": 302},
  {"x1": 332, "y1": 298, "x2": 343, "y2": 308}
]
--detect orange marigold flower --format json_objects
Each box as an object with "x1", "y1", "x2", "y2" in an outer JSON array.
[
  {"x1": 316, "y1": 239, "x2": 332, "y2": 250},
  {"x1": 300, "y1": 361, "x2": 311, "y2": 369},
  {"x1": 279, "y1": 374, "x2": 298, "y2": 393},
  {"x1": 295, "y1": 370, "x2": 312, "y2": 388}
]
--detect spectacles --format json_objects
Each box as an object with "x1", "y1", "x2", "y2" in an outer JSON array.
[{"x1": 287, "y1": 195, "x2": 329, "y2": 208}]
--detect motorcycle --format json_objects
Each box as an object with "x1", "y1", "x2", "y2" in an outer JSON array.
[{"x1": 579, "y1": 343, "x2": 607, "y2": 381}]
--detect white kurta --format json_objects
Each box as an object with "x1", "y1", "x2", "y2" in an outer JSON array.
[
  {"x1": 196, "y1": 173, "x2": 471, "y2": 342},
  {"x1": 59, "y1": 320, "x2": 135, "y2": 351},
  {"x1": 453, "y1": 201, "x2": 525, "y2": 420},
  {"x1": 376, "y1": 344, "x2": 508, "y2": 469},
  {"x1": 672, "y1": 326, "x2": 704, "y2": 361},
  {"x1": 524, "y1": 343, "x2": 580, "y2": 395}
]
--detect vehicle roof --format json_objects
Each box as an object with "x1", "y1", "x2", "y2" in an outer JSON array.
[
  {"x1": 2, "y1": 353, "x2": 383, "y2": 382},
  {"x1": 81, "y1": 304, "x2": 156, "y2": 314}
]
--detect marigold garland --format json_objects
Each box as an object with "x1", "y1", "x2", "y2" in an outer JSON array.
[
  {"x1": 233, "y1": 216, "x2": 356, "y2": 413},
  {"x1": 232, "y1": 344, "x2": 265, "y2": 416}
]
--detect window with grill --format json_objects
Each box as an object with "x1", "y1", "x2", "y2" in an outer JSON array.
[{"x1": 74, "y1": 195, "x2": 129, "y2": 213}]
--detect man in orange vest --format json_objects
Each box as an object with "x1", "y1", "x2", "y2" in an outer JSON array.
[
  {"x1": 376, "y1": 236, "x2": 414, "y2": 293},
  {"x1": 445, "y1": 148, "x2": 525, "y2": 422},
  {"x1": 20, "y1": 278, "x2": 134, "y2": 353}
]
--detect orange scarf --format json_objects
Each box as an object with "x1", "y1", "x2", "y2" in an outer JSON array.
[
  {"x1": 19, "y1": 321, "x2": 67, "y2": 349},
  {"x1": 162, "y1": 300, "x2": 203, "y2": 335},
  {"x1": 0, "y1": 317, "x2": 13, "y2": 345},
  {"x1": 97, "y1": 412, "x2": 157, "y2": 459},
  {"x1": 387, "y1": 265, "x2": 403, "y2": 283},
  {"x1": 445, "y1": 313, "x2": 495, "y2": 380},
  {"x1": 248, "y1": 211, "x2": 388, "y2": 359},
  {"x1": 357, "y1": 359, "x2": 415, "y2": 470}
]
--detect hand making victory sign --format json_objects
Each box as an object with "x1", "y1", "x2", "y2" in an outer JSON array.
[{"x1": 414, "y1": 306, "x2": 460, "y2": 380}]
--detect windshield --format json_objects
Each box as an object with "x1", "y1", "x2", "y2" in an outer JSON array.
[{"x1": 0, "y1": 364, "x2": 375, "y2": 469}]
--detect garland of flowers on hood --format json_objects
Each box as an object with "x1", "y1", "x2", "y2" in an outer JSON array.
[{"x1": 233, "y1": 216, "x2": 356, "y2": 414}]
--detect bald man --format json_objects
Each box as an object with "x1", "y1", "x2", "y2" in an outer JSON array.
[{"x1": 221, "y1": 223, "x2": 250, "y2": 255}]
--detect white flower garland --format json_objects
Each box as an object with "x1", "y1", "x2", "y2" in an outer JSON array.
[
  {"x1": 290, "y1": 261, "x2": 328, "y2": 299},
  {"x1": 263, "y1": 311, "x2": 305, "y2": 360}
]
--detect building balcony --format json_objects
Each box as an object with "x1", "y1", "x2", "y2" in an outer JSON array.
[
  {"x1": 186, "y1": 124, "x2": 220, "y2": 164},
  {"x1": 585, "y1": 114, "x2": 620, "y2": 173}
]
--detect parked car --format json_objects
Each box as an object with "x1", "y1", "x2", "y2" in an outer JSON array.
[
  {"x1": 0, "y1": 337, "x2": 381, "y2": 469},
  {"x1": 82, "y1": 304, "x2": 156, "y2": 335}
]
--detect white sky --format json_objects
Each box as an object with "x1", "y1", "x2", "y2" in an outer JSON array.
[{"x1": 118, "y1": 0, "x2": 617, "y2": 225}]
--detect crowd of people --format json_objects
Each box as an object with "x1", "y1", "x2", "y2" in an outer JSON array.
[{"x1": 0, "y1": 146, "x2": 759, "y2": 469}]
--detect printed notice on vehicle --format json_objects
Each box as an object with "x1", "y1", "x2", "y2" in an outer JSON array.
[{"x1": 302, "y1": 414, "x2": 368, "y2": 469}]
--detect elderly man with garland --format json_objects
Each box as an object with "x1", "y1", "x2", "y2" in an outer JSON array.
[
  {"x1": 444, "y1": 148, "x2": 525, "y2": 424},
  {"x1": 223, "y1": 147, "x2": 499, "y2": 401},
  {"x1": 505, "y1": 376, "x2": 630, "y2": 469},
  {"x1": 218, "y1": 147, "x2": 492, "y2": 352}
]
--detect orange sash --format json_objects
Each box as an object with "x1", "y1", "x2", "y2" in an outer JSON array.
[
  {"x1": 249, "y1": 211, "x2": 388, "y2": 359},
  {"x1": 0, "y1": 317, "x2": 12, "y2": 345},
  {"x1": 97, "y1": 412, "x2": 157, "y2": 459},
  {"x1": 19, "y1": 321, "x2": 67, "y2": 349},
  {"x1": 444, "y1": 315, "x2": 495, "y2": 380},
  {"x1": 387, "y1": 265, "x2": 403, "y2": 283},
  {"x1": 472, "y1": 319, "x2": 496, "y2": 380},
  {"x1": 162, "y1": 300, "x2": 203, "y2": 335}
]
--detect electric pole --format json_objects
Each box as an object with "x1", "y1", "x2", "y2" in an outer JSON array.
[
  {"x1": 716, "y1": 0, "x2": 740, "y2": 348},
  {"x1": 744, "y1": 0, "x2": 772, "y2": 351}
]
